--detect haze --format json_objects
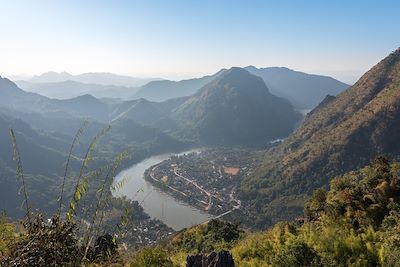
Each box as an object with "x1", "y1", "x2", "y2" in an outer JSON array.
[{"x1": 0, "y1": 0, "x2": 399, "y2": 83}]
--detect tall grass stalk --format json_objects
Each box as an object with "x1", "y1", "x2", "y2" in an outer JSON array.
[
  {"x1": 82, "y1": 151, "x2": 128, "y2": 260},
  {"x1": 58, "y1": 120, "x2": 89, "y2": 214},
  {"x1": 9, "y1": 129, "x2": 31, "y2": 224},
  {"x1": 68, "y1": 125, "x2": 110, "y2": 220}
]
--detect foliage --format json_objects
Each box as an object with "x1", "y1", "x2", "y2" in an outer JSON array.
[
  {"x1": 168, "y1": 219, "x2": 243, "y2": 254},
  {"x1": 0, "y1": 127, "x2": 126, "y2": 265},
  {"x1": 0, "y1": 212, "x2": 17, "y2": 257},
  {"x1": 162, "y1": 157, "x2": 400, "y2": 267},
  {"x1": 1, "y1": 214, "x2": 83, "y2": 266},
  {"x1": 130, "y1": 247, "x2": 175, "y2": 267},
  {"x1": 271, "y1": 238, "x2": 322, "y2": 267},
  {"x1": 240, "y1": 48, "x2": 400, "y2": 228}
]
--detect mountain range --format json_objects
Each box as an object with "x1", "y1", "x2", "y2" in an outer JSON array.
[
  {"x1": 0, "y1": 66, "x2": 302, "y2": 217},
  {"x1": 28, "y1": 71, "x2": 158, "y2": 87},
  {"x1": 131, "y1": 69, "x2": 226, "y2": 102},
  {"x1": 3, "y1": 47, "x2": 397, "y2": 229},
  {"x1": 15, "y1": 68, "x2": 348, "y2": 112},
  {"x1": 131, "y1": 67, "x2": 348, "y2": 110},
  {"x1": 15, "y1": 80, "x2": 139, "y2": 100}
]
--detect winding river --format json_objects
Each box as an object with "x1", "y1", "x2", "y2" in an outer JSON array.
[{"x1": 112, "y1": 150, "x2": 213, "y2": 230}]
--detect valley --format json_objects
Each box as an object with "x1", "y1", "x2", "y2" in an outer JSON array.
[
  {"x1": 143, "y1": 148, "x2": 261, "y2": 218},
  {"x1": 112, "y1": 150, "x2": 213, "y2": 230},
  {"x1": 1, "y1": 1, "x2": 399, "y2": 265}
]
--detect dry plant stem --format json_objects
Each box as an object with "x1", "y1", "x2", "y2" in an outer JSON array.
[
  {"x1": 9, "y1": 128, "x2": 31, "y2": 224},
  {"x1": 58, "y1": 120, "x2": 89, "y2": 215},
  {"x1": 68, "y1": 125, "x2": 110, "y2": 218},
  {"x1": 82, "y1": 152, "x2": 127, "y2": 261}
]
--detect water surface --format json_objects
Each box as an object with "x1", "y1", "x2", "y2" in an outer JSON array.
[{"x1": 112, "y1": 150, "x2": 213, "y2": 230}]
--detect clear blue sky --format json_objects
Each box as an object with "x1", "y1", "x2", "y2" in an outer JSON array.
[{"x1": 0, "y1": 0, "x2": 399, "y2": 83}]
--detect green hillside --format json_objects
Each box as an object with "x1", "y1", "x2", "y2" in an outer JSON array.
[
  {"x1": 240, "y1": 48, "x2": 400, "y2": 227},
  {"x1": 128, "y1": 157, "x2": 400, "y2": 266}
]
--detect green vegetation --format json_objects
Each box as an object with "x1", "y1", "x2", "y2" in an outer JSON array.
[
  {"x1": 240, "y1": 48, "x2": 400, "y2": 228},
  {"x1": 167, "y1": 219, "x2": 242, "y2": 254},
  {"x1": 0, "y1": 126, "x2": 174, "y2": 265},
  {"x1": 0, "y1": 212, "x2": 18, "y2": 257},
  {"x1": 127, "y1": 219, "x2": 242, "y2": 267},
  {"x1": 130, "y1": 247, "x2": 175, "y2": 267},
  {"x1": 130, "y1": 156, "x2": 400, "y2": 267}
]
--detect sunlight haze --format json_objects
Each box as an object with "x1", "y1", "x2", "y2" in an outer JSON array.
[{"x1": 0, "y1": 0, "x2": 399, "y2": 83}]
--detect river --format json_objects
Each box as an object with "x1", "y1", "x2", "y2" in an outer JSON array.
[{"x1": 112, "y1": 150, "x2": 213, "y2": 230}]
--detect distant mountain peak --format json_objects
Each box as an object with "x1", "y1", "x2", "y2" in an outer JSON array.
[
  {"x1": 215, "y1": 67, "x2": 256, "y2": 82},
  {"x1": 173, "y1": 66, "x2": 300, "y2": 146}
]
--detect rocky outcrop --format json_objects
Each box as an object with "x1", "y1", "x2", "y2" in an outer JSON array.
[{"x1": 186, "y1": 250, "x2": 235, "y2": 267}]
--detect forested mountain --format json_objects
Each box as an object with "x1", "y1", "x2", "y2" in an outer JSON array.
[
  {"x1": 131, "y1": 69, "x2": 226, "y2": 102},
  {"x1": 0, "y1": 65, "x2": 307, "y2": 219},
  {"x1": 0, "y1": 77, "x2": 187, "y2": 218},
  {"x1": 245, "y1": 65, "x2": 349, "y2": 110},
  {"x1": 0, "y1": 113, "x2": 75, "y2": 217},
  {"x1": 172, "y1": 67, "x2": 301, "y2": 146},
  {"x1": 240, "y1": 48, "x2": 400, "y2": 227}
]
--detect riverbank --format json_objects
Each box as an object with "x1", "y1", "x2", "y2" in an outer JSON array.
[
  {"x1": 111, "y1": 149, "x2": 213, "y2": 231},
  {"x1": 141, "y1": 148, "x2": 262, "y2": 225}
]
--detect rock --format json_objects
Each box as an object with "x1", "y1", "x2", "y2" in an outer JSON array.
[{"x1": 186, "y1": 250, "x2": 235, "y2": 267}]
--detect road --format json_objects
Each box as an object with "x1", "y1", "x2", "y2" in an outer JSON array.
[
  {"x1": 173, "y1": 167, "x2": 213, "y2": 210},
  {"x1": 149, "y1": 164, "x2": 242, "y2": 218}
]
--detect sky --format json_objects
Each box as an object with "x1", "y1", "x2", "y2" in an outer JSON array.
[{"x1": 0, "y1": 0, "x2": 399, "y2": 83}]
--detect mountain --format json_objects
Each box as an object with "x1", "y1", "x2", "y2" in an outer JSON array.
[
  {"x1": 0, "y1": 77, "x2": 111, "y2": 123},
  {"x1": 172, "y1": 67, "x2": 302, "y2": 146},
  {"x1": 131, "y1": 69, "x2": 226, "y2": 102},
  {"x1": 1, "y1": 76, "x2": 184, "y2": 131},
  {"x1": 111, "y1": 98, "x2": 166, "y2": 125},
  {"x1": 240, "y1": 48, "x2": 400, "y2": 227},
  {"x1": 0, "y1": 112, "x2": 78, "y2": 217},
  {"x1": 15, "y1": 80, "x2": 139, "y2": 99},
  {"x1": 53, "y1": 94, "x2": 111, "y2": 122},
  {"x1": 28, "y1": 71, "x2": 158, "y2": 87},
  {"x1": 132, "y1": 66, "x2": 348, "y2": 110},
  {"x1": 245, "y1": 66, "x2": 349, "y2": 110},
  {"x1": 0, "y1": 77, "x2": 188, "y2": 218}
]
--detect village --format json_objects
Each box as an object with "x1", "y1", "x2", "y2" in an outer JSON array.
[{"x1": 144, "y1": 148, "x2": 261, "y2": 216}]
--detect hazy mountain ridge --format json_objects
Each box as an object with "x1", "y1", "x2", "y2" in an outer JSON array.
[
  {"x1": 0, "y1": 112, "x2": 78, "y2": 217},
  {"x1": 15, "y1": 67, "x2": 348, "y2": 114},
  {"x1": 245, "y1": 65, "x2": 349, "y2": 110},
  {"x1": 28, "y1": 71, "x2": 158, "y2": 87},
  {"x1": 240, "y1": 48, "x2": 400, "y2": 227},
  {"x1": 15, "y1": 80, "x2": 140, "y2": 100},
  {"x1": 0, "y1": 77, "x2": 188, "y2": 218},
  {"x1": 132, "y1": 69, "x2": 226, "y2": 102}
]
